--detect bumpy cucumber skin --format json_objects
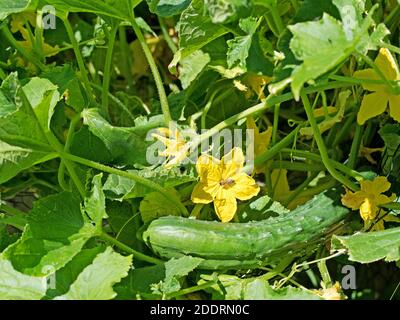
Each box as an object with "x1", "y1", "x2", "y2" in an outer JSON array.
[{"x1": 143, "y1": 193, "x2": 349, "y2": 269}]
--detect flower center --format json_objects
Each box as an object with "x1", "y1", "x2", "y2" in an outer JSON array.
[{"x1": 220, "y1": 178, "x2": 236, "y2": 188}]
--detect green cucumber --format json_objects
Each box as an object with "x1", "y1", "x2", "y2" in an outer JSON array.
[{"x1": 143, "y1": 192, "x2": 349, "y2": 270}]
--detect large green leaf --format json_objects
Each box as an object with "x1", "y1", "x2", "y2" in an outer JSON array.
[
  {"x1": 54, "y1": 247, "x2": 132, "y2": 300},
  {"x1": 0, "y1": 74, "x2": 55, "y2": 183},
  {"x1": 46, "y1": 247, "x2": 105, "y2": 299},
  {"x1": 0, "y1": 0, "x2": 36, "y2": 20},
  {"x1": 1, "y1": 192, "x2": 96, "y2": 276},
  {"x1": 154, "y1": 256, "x2": 203, "y2": 294},
  {"x1": 288, "y1": 1, "x2": 387, "y2": 100},
  {"x1": 81, "y1": 108, "x2": 156, "y2": 166},
  {"x1": 0, "y1": 258, "x2": 46, "y2": 300},
  {"x1": 332, "y1": 228, "x2": 400, "y2": 263},
  {"x1": 178, "y1": 0, "x2": 228, "y2": 58},
  {"x1": 205, "y1": 0, "x2": 252, "y2": 24},
  {"x1": 227, "y1": 17, "x2": 258, "y2": 69},
  {"x1": 22, "y1": 77, "x2": 60, "y2": 131},
  {"x1": 0, "y1": 141, "x2": 54, "y2": 185},
  {"x1": 44, "y1": 0, "x2": 141, "y2": 20},
  {"x1": 146, "y1": 0, "x2": 191, "y2": 17}
]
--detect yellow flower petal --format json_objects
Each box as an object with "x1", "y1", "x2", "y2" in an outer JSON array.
[
  {"x1": 196, "y1": 154, "x2": 221, "y2": 185},
  {"x1": 357, "y1": 91, "x2": 390, "y2": 125},
  {"x1": 341, "y1": 190, "x2": 367, "y2": 210},
  {"x1": 214, "y1": 188, "x2": 237, "y2": 223},
  {"x1": 191, "y1": 182, "x2": 214, "y2": 204},
  {"x1": 353, "y1": 69, "x2": 385, "y2": 92},
  {"x1": 221, "y1": 147, "x2": 245, "y2": 180},
  {"x1": 231, "y1": 173, "x2": 260, "y2": 201},
  {"x1": 375, "y1": 48, "x2": 400, "y2": 81},
  {"x1": 389, "y1": 94, "x2": 400, "y2": 122},
  {"x1": 360, "y1": 198, "x2": 377, "y2": 221},
  {"x1": 360, "y1": 176, "x2": 391, "y2": 195}
]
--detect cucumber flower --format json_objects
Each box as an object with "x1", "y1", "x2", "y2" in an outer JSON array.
[
  {"x1": 354, "y1": 48, "x2": 400, "y2": 125},
  {"x1": 152, "y1": 128, "x2": 188, "y2": 167},
  {"x1": 341, "y1": 176, "x2": 398, "y2": 230},
  {"x1": 191, "y1": 148, "x2": 260, "y2": 222}
]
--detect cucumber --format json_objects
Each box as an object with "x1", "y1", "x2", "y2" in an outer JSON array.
[{"x1": 143, "y1": 193, "x2": 349, "y2": 270}]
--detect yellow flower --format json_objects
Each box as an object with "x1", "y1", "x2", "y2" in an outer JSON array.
[
  {"x1": 313, "y1": 282, "x2": 345, "y2": 300},
  {"x1": 152, "y1": 128, "x2": 188, "y2": 167},
  {"x1": 246, "y1": 116, "x2": 272, "y2": 173},
  {"x1": 341, "y1": 176, "x2": 397, "y2": 230},
  {"x1": 354, "y1": 48, "x2": 400, "y2": 125},
  {"x1": 191, "y1": 148, "x2": 260, "y2": 222}
]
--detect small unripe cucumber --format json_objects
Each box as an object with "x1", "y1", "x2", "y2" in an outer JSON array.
[{"x1": 143, "y1": 193, "x2": 349, "y2": 269}]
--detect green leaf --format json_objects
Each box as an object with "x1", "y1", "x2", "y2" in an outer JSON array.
[
  {"x1": 0, "y1": 0, "x2": 36, "y2": 20},
  {"x1": 332, "y1": 228, "x2": 400, "y2": 263},
  {"x1": 42, "y1": 65, "x2": 87, "y2": 112},
  {"x1": 1, "y1": 192, "x2": 95, "y2": 276},
  {"x1": 0, "y1": 258, "x2": 46, "y2": 300},
  {"x1": 70, "y1": 126, "x2": 113, "y2": 163},
  {"x1": 54, "y1": 247, "x2": 132, "y2": 300},
  {"x1": 227, "y1": 17, "x2": 258, "y2": 69},
  {"x1": 45, "y1": 0, "x2": 141, "y2": 20},
  {"x1": 46, "y1": 247, "x2": 105, "y2": 299},
  {"x1": 379, "y1": 124, "x2": 400, "y2": 177},
  {"x1": 179, "y1": 50, "x2": 211, "y2": 89},
  {"x1": 114, "y1": 264, "x2": 166, "y2": 299},
  {"x1": 107, "y1": 201, "x2": 143, "y2": 250},
  {"x1": 146, "y1": 0, "x2": 191, "y2": 17},
  {"x1": 0, "y1": 140, "x2": 54, "y2": 185},
  {"x1": 287, "y1": 0, "x2": 381, "y2": 100},
  {"x1": 139, "y1": 189, "x2": 181, "y2": 223},
  {"x1": 0, "y1": 74, "x2": 53, "y2": 183},
  {"x1": 22, "y1": 77, "x2": 60, "y2": 131},
  {"x1": 178, "y1": 0, "x2": 228, "y2": 58},
  {"x1": 205, "y1": 0, "x2": 252, "y2": 24},
  {"x1": 81, "y1": 108, "x2": 152, "y2": 166},
  {"x1": 84, "y1": 174, "x2": 107, "y2": 230},
  {"x1": 156, "y1": 256, "x2": 203, "y2": 294},
  {"x1": 238, "y1": 194, "x2": 289, "y2": 222}
]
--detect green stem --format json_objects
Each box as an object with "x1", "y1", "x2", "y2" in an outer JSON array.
[
  {"x1": 63, "y1": 16, "x2": 95, "y2": 105},
  {"x1": 61, "y1": 152, "x2": 189, "y2": 216},
  {"x1": 100, "y1": 232, "x2": 163, "y2": 265},
  {"x1": 158, "y1": 17, "x2": 177, "y2": 53},
  {"x1": 381, "y1": 42, "x2": 400, "y2": 55},
  {"x1": 270, "y1": 160, "x2": 325, "y2": 172},
  {"x1": 118, "y1": 26, "x2": 134, "y2": 90},
  {"x1": 272, "y1": 103, "x2": 280, "y2": 145},
  {"x1": 347, "y1": 124, "x2": 363, "y2": 169},
  {"x1": 301, "y1": 92, "x2": 358, "y2": 191},
  {"x1": 58, "y1": 115, "x2": 81, "y2": 192},
  {"x1": 101, "y1": 25, "x2": 118, "y2": 118},
  {"x1": 280, "y1": 148, "x2": 364, "y2": 180},
  {"x1": 197, "y1": 81, "x2": 353, "y2": 146},
  {"x1": 130, "y1": 16, "x2": 172, "y2": 125},
  {"x1": 254, "y1": 128, "x2": 299, "y2": 166},
  {"x1": 317, "y1": 260, "x2": 332, "y2": 288},
  {"x1": 0, "y1": 203, "x2": 26, "y2": 216}
]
